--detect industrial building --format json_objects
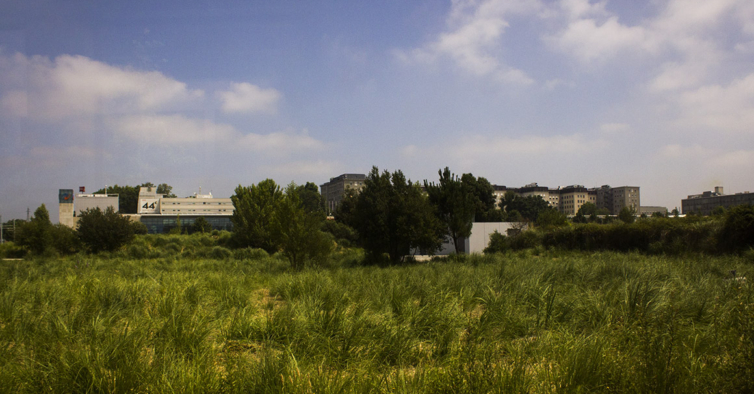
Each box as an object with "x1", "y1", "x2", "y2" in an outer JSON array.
[
  {"x1": 593, "y1": 185, "x2": 641, "y2": 215},
  {"x1": 682, "y1": 187, "x2": 754, "y2": 215},
  {"x1": 134, "y1": 186, "x2": 233, "y2": 233},
  {"x1": 58, "y1": 188, "x2": 119, "y2": 228}
]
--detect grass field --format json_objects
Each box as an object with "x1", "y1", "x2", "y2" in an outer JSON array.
[{"x1": 1, "y1": 248, "x2": 752, "y2": 393}]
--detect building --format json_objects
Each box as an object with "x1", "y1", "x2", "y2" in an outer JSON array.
[
  {"x1": 320, "y1": 173, "x2": 366, "y2": 213},
  {"x1": 593, "y1": 185, "x2": 640, "y2": 215},
  {"x1": 135, "y1": 186, "x2": 233, "y2": 233},
  {"x1": 640, "y1": 206, "x2": 668, "y2": 216},
  {"x1": 557, "y1": 185, "x2": 597, "y2": 215},
  {"x1": 59, "y1": 188, "x2": 119, "y2": 227},
  {"x1": 682, "y1": 187, "x2": 754, "y2": 215}
]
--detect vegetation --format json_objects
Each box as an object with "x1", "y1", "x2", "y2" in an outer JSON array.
[
  {"x1": 0, "y1": 249, "x2": 752, "y2": 393},
  {"x1": 348, "y1": 167, "x2": 443, "y2": 262},
  {"x1": 76, "y1": 207, "x2": 143, "y2": 253},
  {"x1": 424, "y1": 167, "x2": 475, "y2": 253}
]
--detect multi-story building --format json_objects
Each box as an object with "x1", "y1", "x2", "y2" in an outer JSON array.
[
  {"x1": 320, "y1": 173, "x2": 366, "y2": 213},
  {"x1": 557, "y1": 185, "x2": 597, "y2": 215},
  {"x1": 593, "y1": 185, "x2": 640, "y2": 215},
  {"x1": 516, "y1": 183, "x2": 560, "y2": 208},
  {"x1": 682, "y1": 187, "x2": 754, "y2": 215},
  {"x1": 136, "y1": 186, "x2": 233, "y2": 233}
]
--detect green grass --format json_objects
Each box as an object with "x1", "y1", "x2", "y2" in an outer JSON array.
[{"x1": 0, "y1": 250, "x2": 752, "y2": 393}]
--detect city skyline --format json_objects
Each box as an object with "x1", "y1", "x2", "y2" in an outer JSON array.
[{"x1": 2, "y1": 0, "x2": 754, "y2": 222}]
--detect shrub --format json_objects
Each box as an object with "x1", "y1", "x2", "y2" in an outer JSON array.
[
  {"x1": 50, "y1": 224, "x2": 81, "y2": 255},
  {"x1": 718, "y1": 204, "x2": 754, "y2": 253},
  {"x1": 77, "y1": 207, "x2": 138, "y2": 253},
  {"x1": 210, "y1": 246, "x2": 232, "y2": 259},
  {"x1": 484, "y1": 230, "x2": 509, "y2": 254},
  {"x1": 15, "y1": 205, "x2": 53, "y2": 255}
]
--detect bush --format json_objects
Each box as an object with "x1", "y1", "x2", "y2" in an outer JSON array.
[
  {"x1": 718, "y1": 204, "x2": 754, "y2": 253},
  {"x1": 77, "y1": 207, "x2": 138, "y2": 253},
  {"x1": 210, "y1": 246, "x2": 232, "y2": 259},
  {"x1": 483, "y1": 230, "x2": 510, "y2": 254},
  {"x1": 50, "y1": 224, "x2": 81, "y2": 255},
  {"x1": 15, "y1": 205, "x2": 53, "y2": 255}
]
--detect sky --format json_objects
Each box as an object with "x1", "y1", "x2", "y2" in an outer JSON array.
[{"x1": 1, "y1": 0, "x2": 754, "y2": 222}]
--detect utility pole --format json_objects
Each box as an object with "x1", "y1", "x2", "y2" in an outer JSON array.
[
  {"x1": 27, "y1": 207, "x2": 30, "y2": 221},
  {"x1": 1, "y1": 214, "x2": 3, "y2": 244}
]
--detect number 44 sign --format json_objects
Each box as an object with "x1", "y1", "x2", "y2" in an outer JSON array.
[{"x1": 139, "y1": 199, "x2": 159, "y2": 213}]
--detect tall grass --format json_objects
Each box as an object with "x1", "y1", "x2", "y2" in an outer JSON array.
[{"x1": 0, "y1": 250, "x2": 752, "y2": 392}]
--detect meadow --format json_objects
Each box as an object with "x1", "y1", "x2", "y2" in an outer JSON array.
[{"x1": 0, "y1": 235, "x2": 752, "y2": 393}]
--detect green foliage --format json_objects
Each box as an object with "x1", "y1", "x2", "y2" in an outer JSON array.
[
  {"x1": 50, "y1": 224, "x2": 81, "y2": 255},
  {"x1": 719, "y1": 204, "x2": 754, "y2": 252},
  {"x1": 156, "y1": 183, "x2": 176, "y2": 198},
  {"x1": 500, "y1": 193, "x2": 551, "y2": 222},
  {"x1": 2, "y1": 252, "x2": 750, "y2": 392},
  {"x1": 294, "y1": 182, "x2": 325, "y2": 214},
  {"x1": 96, "y1": 182, "x2": 175, "y2": 213},
  {"x1": 353, "y1": 167, "x2": 444, "y2": 263},
  {"x1": 619, "y1": 206, "x2": 637, "y2": 224},
  {"x1": 576, "y1": 202, "x2": 598, "y2": 216},
  {"x1": 425, "y1": 167, "x2": 475, "y2": 253},
  {"x1": 460, "y1": 173, "x2": 501, "y2": 222},
  {"x1": 76, "y1": 206, "x2": 138, "y2": 253},
  {"x1": 15, "y1": 204, "x2": 53, "y2": 255},
  {"x1": 272, "y1": 183, "x2": 333, "y2": 269},
  {"x1": 231, "y1": 179, "x2": 284, "y2": 253},
  {"x1": 321, "y1": 220, "x2": 359, "y2": 246},
  {"x1": 190, "y1": 217, "x2": 213, "y2": 234},
  {"x1": 483, "y1": 230, "x2": 509, "y2": 254},
  {"x1": 535, "y1": 208, "x2": 569, "y2": 230}
]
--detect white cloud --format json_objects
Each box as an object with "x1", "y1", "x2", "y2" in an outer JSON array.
[
  {"x1": 217, "y1": 82, "x2": 281, "y2": 114},
  {"x1": 599, "y1": 123, "x2": 630, "y2": 134},
  {"x1": 546, "y1": 17, "x2": 649, "y2": 64},
  {"x1": 0, "y1": 53, "x2": 203, "y2": 121},
  {"x1": 672, "y1": 73, "x2": 754, "y2": 133},
  {"x1": 398, "y1": 0, "x2": 538, "y2": 84},
  {"x1": 111, "y1": 115, "x2": 237, "y2": 145}
]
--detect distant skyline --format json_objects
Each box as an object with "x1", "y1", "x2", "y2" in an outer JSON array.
[{"x1": 2, "y1": 0, "x2": 754, "y2": 222}]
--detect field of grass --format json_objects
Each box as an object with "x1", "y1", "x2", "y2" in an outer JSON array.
[{"x1": 1, "y1": 246, "x2": 752, "y2": 393}]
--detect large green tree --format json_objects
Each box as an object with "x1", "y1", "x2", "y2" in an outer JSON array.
[
  {"x1": 76, "y1": 206, "x2": 139, "y2": 253},
  {"x1": 272, "y1": 183, "x2": 333, "y2": 269},
  {"x1": 16, "y1": 204, "x2": 53, "y2": 254},
  {"x1": 460, "y1": 173, "x2": 503, "y2": 222},
  {"x1": 353, "y1": 167, "x2": 443, "y2": 263},
  {"x1": 499, "y1": 193, "x2": 552, "y2": 222},
  {"x1": 295, "y1": 182, "x2": 325, "y2": 215},
  {"x1": 425, "y1": 167, "x2": 475, "y2": 253},
  {"x1": 231, "y1": 179, "x2": 284, "y2": 253}
]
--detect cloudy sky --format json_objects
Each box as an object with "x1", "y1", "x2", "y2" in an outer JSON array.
[{"x1": 2, "y1": 0, "x2": 754, "y2": 221}]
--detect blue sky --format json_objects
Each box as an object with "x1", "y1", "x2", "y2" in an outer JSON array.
[{"x1": 2, "y1": 0, "x2": 754, "y2": 221}]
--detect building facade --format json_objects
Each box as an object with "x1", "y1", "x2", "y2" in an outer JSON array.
[
  {"x1": 682, "y1": 187, "x2": 754, "y2": 215},
  {"x1": 320, "y1": 173, "x2": 366, "y2": 213},
  {"x1": 59, "y1": 188, "x2": 119, "y2": 227},
  {"x1": 593, "y1": 185, "x2": 640, "y2": 215},
  {"x1": 135, "y1": 186, "x2": 233, "y2": 233},
  {"x1": 557, "y1": 185, "x2": 597, "y2": 215}
]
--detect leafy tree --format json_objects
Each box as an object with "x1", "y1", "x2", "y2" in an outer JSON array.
[
  {"x1": 51, "y1": 224, "x2": 81, "y2": 255},
  {"x1": 651, "y1": 211, "x2": 665, "y2": 218},
  {"x1": 76, "y1": 206, "x2": 138, "y2": 253},
  {"x1": 353, "y1": 167, "x2": 443, "y2": 263},
  {"x1": 500, "y1": 193, "x2": 551, "y2": 222},
  {"x1": 671, "y1": 208, "x2": 680, "y2": 217},
  {"x1": 573, "y1": 211, "x2": 587, "y2": 224},
  {"x1": 711, "y1": 206, "x2": 726, "y2": 217},
  {"x1": 157, "y1": 183, "x2": 177, "y2": 198},
  {"x1": 295, "y1": 182, "x2": 325, "y2": 215},
  {"x1": 461, "y1": 173, "x2": 501, "y2": 222},
  {"x1": 425, "y1": 167, "x2": 475, "y2": 253},
  {"x1": 483, "y1": 230, "x2": 509, "y2": 254},
  {"x1": 231, "y1": 179, "x2": 284, "y2": 253},
  {"x1": 718, "y1": 204, "x2": 754, "y2": 252},
  {"x1": 536, "y1": 208, "x2": 568, "y2": 229},
  {"x1": 576, "y1": 202, "x2": 598, "y2": 216},
  {"x1": 333, "y1": 187, "x2": 359, "y2": 225},
  {"x1": 618, "y1": 206, "x2": 637, "y2": 224},
  {"x1": 272, "y1": 183, "x2": 333, "y2": 269},
  {"x1": 321, "y1": 220, "x2": 359, "y2": 246},
  {"x1": 506, "y1": 210, "x2": 523, "y2": 222},
  {"x1": 190, "y1": 217, "x2": 213, "y2": 234},
  {"x1": 16, "y1": 204, "x2": 53, "y2": 254}
]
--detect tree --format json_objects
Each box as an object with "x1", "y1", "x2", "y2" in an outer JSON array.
[
  {"x1": 156, "y1": 183, "x2": 177, "y2": 198},
  {"x1": 425, "y1": 167, "x2": 475, "y2": 253},
  {"x1": 272, "y1": 183, "x2": 333, "y2": 269},
  {"x1": 76, "y1": 207, "x2": 138, "y2": 253},
  {"x1": 460, "y1": 173, "x2": 501, "y2": 222},
  {"x1": 295, "y1": 182, "x2": 325, "y2": 215},
  {"x1": 16, "y1": 204, "x2": 53, "y2": 254},
  {"x1": 231, "y1": 179, "x2": 284, "y2": 253},
  {"x1": 190, "y1": 217, "x2": 213, "y2": 234},
  {"x1": 353, "y1": 167, "x2": 443, "y2": 263},
  {"x1": 577, "y1": 202, "x2": 598, "y2": 216},
  {"x1": 718, "y1": 204, "x2": 754, "y2": 252},
  {"x1": 536, "y1": 208, "x2": 568, "y2": 229},
  {"x1": 618, "y1": 206, "x2": 636, "y2": 224},
  {"x1": 500, "y1": 193, "x2": 551, "y2": 222}
]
